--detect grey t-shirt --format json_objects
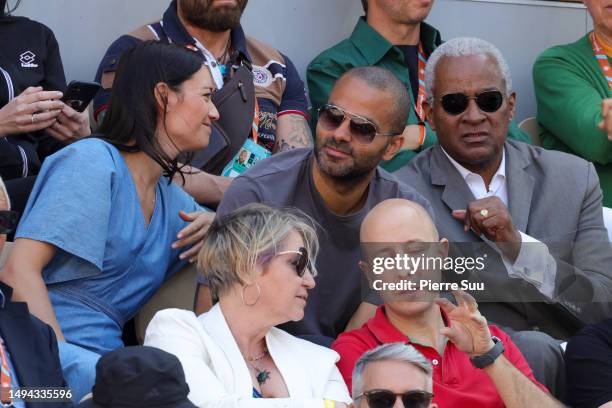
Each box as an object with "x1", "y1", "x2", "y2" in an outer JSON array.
[{"x1": 211, "y1": 148, "x2": 433, "y2": 338}]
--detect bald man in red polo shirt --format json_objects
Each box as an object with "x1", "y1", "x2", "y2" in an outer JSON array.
[{"x1": 334, "y1": 199, "x2": 561, "y2": 408}]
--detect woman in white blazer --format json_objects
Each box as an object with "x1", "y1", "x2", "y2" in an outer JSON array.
[{"x1": 145, "y1": 203, "x2": 352, "y2": 407}]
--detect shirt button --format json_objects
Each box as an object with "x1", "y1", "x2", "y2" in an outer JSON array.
[
  {"x1": 211, "y1": 61, "x2": 217, "y2": 67},
  {"x1": 432, "y1": 359, "x2": 439, "y2": 366}
]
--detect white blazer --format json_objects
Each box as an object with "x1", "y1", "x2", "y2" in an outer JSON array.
[{"x1": 144, "y1": 305, "x2": 352, "y2": 407}]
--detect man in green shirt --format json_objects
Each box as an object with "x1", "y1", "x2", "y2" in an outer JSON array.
[
  {"x1": 533, "y1": 0, "x2": 612, "y2": 207},
  {"x1": 308, "y1": 0, "x2": 531, "y2": 172}
]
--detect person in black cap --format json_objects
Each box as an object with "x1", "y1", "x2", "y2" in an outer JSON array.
[{"x1": 78, "y1": 346, "x2": 196, "y2": 408}]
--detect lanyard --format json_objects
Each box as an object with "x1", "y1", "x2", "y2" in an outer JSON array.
[
  {"x1": 414, "y1": 43, "x2": 428, "y2": 145},
  {"x1": 251, "y1": 97, "x2": 260, "y2": 145},
  {"x1": 0, "y1": 338, "x2": 12, "y2": 404},
  {"x1": 590, "y1": 31, "x2": 612, "y2": 91},
  {"x1": 415, "y1": 42, "x2": 428, "y2": 121}
]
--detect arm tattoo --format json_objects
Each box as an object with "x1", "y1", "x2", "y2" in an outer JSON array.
[{"x1": 277, "y1": 114, "x2": 313, "y2": 152}]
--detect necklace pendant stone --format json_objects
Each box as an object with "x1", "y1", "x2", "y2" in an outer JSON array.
[{"x1": 256, "y1": 370, "x2": 271, "y2": 385}]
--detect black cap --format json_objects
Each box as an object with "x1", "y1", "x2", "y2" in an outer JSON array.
[{"x1": 78, "y1": 346, "x2": 197, "y2": 408}]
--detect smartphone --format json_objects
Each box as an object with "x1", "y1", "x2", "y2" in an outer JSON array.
[{"x1": 61, "y1": 80, "x2": 101, "y2": 112}]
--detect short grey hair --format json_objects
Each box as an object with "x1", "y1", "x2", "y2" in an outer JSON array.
[
  {"x1": 425, "y1": 37, "x2": 512, "y2": 103},
  {"x1": 352, "y1": 343, "x2": 433, "y2": 400},
  {"x1": 0, "y1": 177, "x2": 10, "y2": 210},
  {"x1": 197, "y1": 203, "x2": 319, "y2": 300}
]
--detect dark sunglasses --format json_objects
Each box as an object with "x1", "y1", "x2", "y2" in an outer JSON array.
[
  {"x1": 0, "y1": 210, "x2": 18, "y2": 235},
  {"x1": 318, "y1": 104, "x2": 398, "y2": 144},
  {"x1": 277, "y1": 247, "x2": 309, "y2": 277},
  {"x1": 440, "y1": 90, "x2": 504, "y2": 115},
  {"x1": 356, "y1": 389, "x2": 434, "y2": 408}
]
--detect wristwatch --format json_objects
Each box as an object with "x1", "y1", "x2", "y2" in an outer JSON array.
[{"x1": 470, "y1": 336, "x2": 505, "y2": 369}]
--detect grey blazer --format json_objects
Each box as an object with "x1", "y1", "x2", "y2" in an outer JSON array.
[{"x1": 397, "y1": 140, "x2": 612, "y2": 339}]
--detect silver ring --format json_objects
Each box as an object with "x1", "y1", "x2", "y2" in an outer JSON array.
[
  {"x1": 31, "y1": 113, "x2": 37, "y2": 124},
  {"x1": 479, "y1": 209, "x2": 489, "y2": 218}
]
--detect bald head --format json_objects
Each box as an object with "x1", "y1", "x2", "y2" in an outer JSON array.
[{"x1": 361, "y1": 199, "x2": 438, "y2": 243}]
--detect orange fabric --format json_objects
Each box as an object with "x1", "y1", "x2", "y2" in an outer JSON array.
[
  {"x1": 590, "y1": 32, "x2": 612, "y2": 91},
  {"x1": 415, "y1": 43, "x2": 428, "y2": 146},
  {"x1": 0, "y1": 338, "x2": 12, "y2": 404},
  {"x1": 594, "y1": 31, "x2": 612, "y2": 57}
]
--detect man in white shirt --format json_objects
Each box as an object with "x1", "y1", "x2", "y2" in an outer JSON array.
[{"x1": 397, "y1": 37, "x2": 612, "y2": 399}]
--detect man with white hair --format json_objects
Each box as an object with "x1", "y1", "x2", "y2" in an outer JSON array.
[
  {"x1": 397, "y1": 37, "x2": 612, "y2": 397},
  {"x1": 0, "y1": 177, "x2": 68, "y2": 407},
  {"x1": 350, "y1": 343, "x2": 437, "y2": 408},
  {"x1": 349, "y1": 341, "x2": 558, "y2": 408}
]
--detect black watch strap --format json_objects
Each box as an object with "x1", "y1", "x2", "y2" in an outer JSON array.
[{"x1": 470, "y1": 336, "x2": 505, "y2": 369}]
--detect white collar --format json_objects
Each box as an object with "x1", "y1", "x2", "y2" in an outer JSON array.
[
  {"x1": 192, "y1": 38, "x2": 225, "y2": 89},
  {"x1": 441, "y1": 146, "x2": 506, "y2": 182}
]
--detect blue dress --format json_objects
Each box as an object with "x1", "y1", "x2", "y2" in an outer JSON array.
[{"x1": 16, "y1": 138, "x2": 203, "y2": 355}]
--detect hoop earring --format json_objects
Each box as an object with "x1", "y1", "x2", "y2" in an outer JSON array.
[{"x1": 241, "y1": 283, "x2": 261, "y2": 307}]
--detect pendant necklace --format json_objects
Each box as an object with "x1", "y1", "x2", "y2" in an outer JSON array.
[
  {"x1": 216, "y1": 36, "x2": 231, "y2": 77},
  {"x1": 245, "y1": 348, "x2": 271, "y2": 385}
]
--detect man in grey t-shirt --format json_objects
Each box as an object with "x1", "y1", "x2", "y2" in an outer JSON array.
[{"x1": 195, "y1": 67, "x2": 432, "y2": 339}]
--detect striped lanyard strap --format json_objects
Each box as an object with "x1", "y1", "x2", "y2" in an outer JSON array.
[
  {"x1": 415, "y1": 42, "x2": 428, "y2": 145},
  {"x1": 590, "y1": 31, "x2": 612, "y2": 91},
  {"x1": 251, "y1": 97, "x2": 260, "y2": 145}
]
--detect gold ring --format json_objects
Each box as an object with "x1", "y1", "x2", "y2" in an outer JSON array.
[{"x1": 479, "y1": 209, "x2": 488, "y2": 218}]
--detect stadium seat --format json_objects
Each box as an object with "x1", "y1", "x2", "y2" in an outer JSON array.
[
  {"x1": 134, "y1": 263, "x2": 199, "y2": 344},
  {"x1": 518, "y1": 117, "x2": 541, "y2": 147}
]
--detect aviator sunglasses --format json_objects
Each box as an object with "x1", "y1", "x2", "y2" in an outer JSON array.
[
  {"x1": 440, "y1": 90, "x2": 504, "y2": 115},
  {"x1": 276, "y1": 247, "x2": 309, "y2": 277},
  {"x1": 0, "y1": 210, "x2": 18, "y2": 235},
  {"x1": 355, "y1": 389, "x2": 434, "y2": 408},
  {"x1": 318, "y1": 104, "x2": 398, "y2": 144}
]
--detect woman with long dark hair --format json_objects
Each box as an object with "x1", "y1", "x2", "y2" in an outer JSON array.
[{"x1": 1, "y1": 40, "x2": 219, "y2": 401}]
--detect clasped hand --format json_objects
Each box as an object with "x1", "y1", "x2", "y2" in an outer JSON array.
[
  {"x1": 452, "y1": 196, "x2": 522, "y2": 262},
  {"x1": 599, "y1": 98, "x2": 612, "y2": 141},
  {"x1": 0, "y1": 86, "x2": 90, "y2": 141}
]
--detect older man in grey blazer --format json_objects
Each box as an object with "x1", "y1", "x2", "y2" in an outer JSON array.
[{"x1": 396, "y1": 37, "x2": 612, "y2": 398}]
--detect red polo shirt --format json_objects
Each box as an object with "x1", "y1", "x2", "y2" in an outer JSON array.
[{"x1": 332, "y1": 306, "x2": 547, "y2": 408}]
